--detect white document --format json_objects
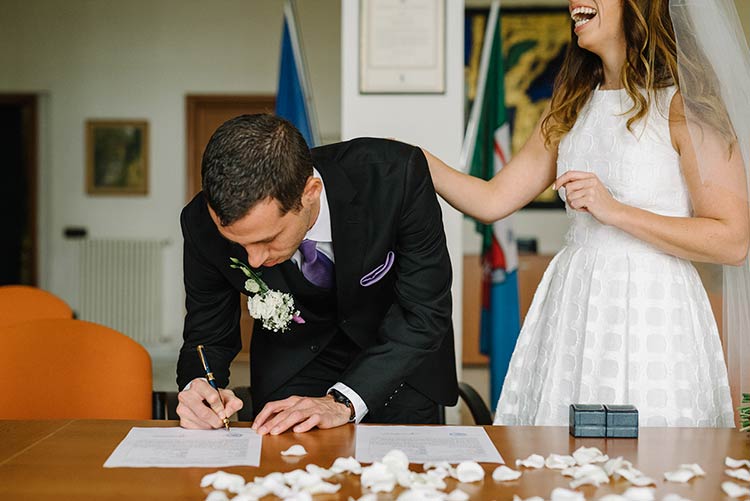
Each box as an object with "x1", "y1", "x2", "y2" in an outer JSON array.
[
  {"x1": 355, "y1": 425, "x2": 504, "y2": 464},
  {"x1": 103, "y1": 427, "x2": 261, "y2": 468}
]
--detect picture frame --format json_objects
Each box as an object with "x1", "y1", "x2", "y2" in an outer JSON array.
[
  {"x1": 360, "y1": 0, "x2": 445, "y2": 94},
  {"x1": 86, "y1": 119, "x2": 149, "y2": 195},
  {"x1": 465, "y1": 7, "x2": 570, "y2": 209}
]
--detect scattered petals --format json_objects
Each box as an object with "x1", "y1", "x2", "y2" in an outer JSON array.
[
  {"x1": 204, "y1": 492, "x2": 229, "y2": 501},
  {"x1": 516, "y1": 454, "x2": 545, "y2": 469},
  {"x1": 383, "y1": 449, "x2": 411, "y2": 472},
  {"x1": 567, "y1": 464, "x2": 610, "y2": 488},
  {"x1": 305, "y1": 463, "x2": 335, "y2": 479},
  {"x1": 282, "y1": 492, "x2": 313, "y2": 501},
  {"x1": 727, "y1": 457, "x2": 750, "y2": 469},
  {"x1": 621, "y1": 487, "x2": 655, "y2": 501},
  {"x1": 550, "y1": 487, "x2": 586, "y2": 500},
  {"x1": 396, "y1": 488, "x2": 445, "y2": 500},
  {"x1": 361, "y1": 462, "x2": 397, "y2": 493},
  {"x1": 572, "y1": 446, "x2": 608, "y2": 465},
  {"x1": 723, "y1": 480, "x2": 750, "y2": 498},
  {"x1": 726, "y1": 468, "x2": 750, "y2": 482},
  {"x1": 664, "y1": 464, "x2": 705, "y2": 483},
  {"x1": 661, "y1": 495, "x2": 693, "y2": 501},
  {"x1": 200, "y1": 471, "x2": 247, "y2": 493},
  {"x1": 455, "y1": 461, "x2": 485, "y2": 483},
  {"x1": 546, "y1": 454, "x2": 577, "y2": 469},
  {"x1": 492, "y1": 465, "x2": 522, "y2": 481},
  {"x1": 305, "y1": 481, "x2": 342, "y2": 494},
  {"x1": 446, "y1": 488, "x2": 470, "y2": 501},
  {"x1": 281, "y1": 445, "x2": 308, "y2": 456},
  {"x1": 331, "y1": 456, "x2": 363, "y2": 475}
]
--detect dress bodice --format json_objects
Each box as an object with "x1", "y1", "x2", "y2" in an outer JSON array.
[{"x1": 557, "y1": 86, "x2": 689, "y2": 253}]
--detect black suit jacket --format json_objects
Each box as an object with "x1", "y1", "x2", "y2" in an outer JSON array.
[{"x1": 177, "y1": 138, "x2": 458, "y2": 410}]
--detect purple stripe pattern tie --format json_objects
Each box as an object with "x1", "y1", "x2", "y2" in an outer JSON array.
[{"x1": 299, "y1": 239, "x2": 334, "y2": 289}]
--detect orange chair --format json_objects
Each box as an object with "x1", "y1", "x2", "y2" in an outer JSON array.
[
  {"x1": 0, "y1": 285, "x2": 73, "y2": 327},
  {"x1": 0, "y1": 319, "x2": 152, "y2": 419}
]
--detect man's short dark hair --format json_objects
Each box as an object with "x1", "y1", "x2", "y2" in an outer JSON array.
[{"x1": 201, "y1": 113, "x2": 313, "y2": 226}]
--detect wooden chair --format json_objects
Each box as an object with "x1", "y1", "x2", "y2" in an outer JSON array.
[
  {"x1": 0, "y1": 319, "x2": 152, "y2": 419},
  {"x1": 0, "y1": 285, "x2": 73, "y2": 327}
]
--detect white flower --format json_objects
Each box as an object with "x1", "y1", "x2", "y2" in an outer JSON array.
[{"x1": 245, "y1": 279, "x2": 260, "y2": 293}]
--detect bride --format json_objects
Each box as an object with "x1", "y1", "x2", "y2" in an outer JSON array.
[{"x1": 423, "y1": 0, "x2": 750, "y2": 426}]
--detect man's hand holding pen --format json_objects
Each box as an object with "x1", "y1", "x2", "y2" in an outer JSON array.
[
  {"x1": 176, "y1": 345, "x2": 243, "y2": 430},
  {"x1": 176, "y1": 378, "x2": 244, "y2": 430}
]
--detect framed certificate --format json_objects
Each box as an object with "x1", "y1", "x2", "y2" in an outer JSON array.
[{"x1": 359, "y1": 0, "x2": 445, "y2": 94}]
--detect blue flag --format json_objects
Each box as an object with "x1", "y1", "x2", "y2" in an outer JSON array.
[{"x1": 276, "y1": 0, "x2": 318, "y2": 147}]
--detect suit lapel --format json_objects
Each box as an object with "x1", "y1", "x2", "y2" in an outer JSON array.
[{"x1": 318, "y1": 162, "x2": 365, "y2": 314}]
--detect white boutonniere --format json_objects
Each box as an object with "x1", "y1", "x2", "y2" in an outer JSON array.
[{"x1": 229, "y1": 257, "x2": 304, "y2": 332}]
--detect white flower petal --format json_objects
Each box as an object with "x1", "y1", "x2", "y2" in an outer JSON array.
[
  {"x1": 568, "y1": 464, "x2": 609, "y2": 488},
  {"x1": 396, "y1": 488, "x2": 446, "y2": 501},
  {"x1": 455, "y1": 461, "x2": 485, "y2": 483},
  {"x1": 446, "y1": 488, "x2": 470, "y2": 501},
  {"x1": 516, "y1": 454, "x2": 545, "y2": 469},
  {"x1": 664, "y1": 469, "x2": 695, "y2": 483},
  {"x1": 727, "y1": 457, "x2": 750, "y2": 469},
  {"x1": 361, "y1": 462, "x2": 397, "y2": 493},
  {"x1": 723, "y1": 480, "x2": 750, "y2": 498},
  {"x1": 237, "y1": 482, "x2": 269, "y2": 499},
  {"x1": 550, "y1": 487, "x2": 586, "y2": 500},
  {"x1": 661, "y1": 494, "x2": 693, "y2": 501},
  {"x1": 281, "y1": 492, "x2": 312, "y2": 501},
  {"x1": 281, "y1": 445, "x2": 308, "y2": 457},
  {"x1": 305, "y1": 463, "x2": 335, "y2": 479},
  {"x1": 304, "y1": 481, "x2": 341, "y2": 494},
  {"x1": 200, "y1": 471, "x2": 247, "y2": 493},
  {"x1": 726, "y1": 468, "x2": 750, "y2": 482},
  {"x1": 492, "y1": 465, "x2": 522, "y2": 481},
  {"x1": 204, "y1": 491, "x2": 230, "y2": 501},
  {"x1": 621, "y1": 487, "x2": 655, "y2": 501},
  {"x1": 513, "y1": 496, "x2": 545, "y2": 501},
  {"x1": 546, "y1": 454, "x2": 577, "y2": 470},
  {"x1": 383, "y1": 449, "x2": 411, "y2": 472},
  {"x1": 331, "y1": 456, "x2": 363, "y2": 475},
  {"x1": 572, "y1": 446, "x2": 607, "y2": 465}
]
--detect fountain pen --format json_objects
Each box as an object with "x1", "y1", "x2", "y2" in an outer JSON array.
[{"x1": 196, "y1": 345, "x2": 230, "y2": 431}]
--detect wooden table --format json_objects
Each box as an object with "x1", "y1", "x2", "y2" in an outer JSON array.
[{"x1": 0, "y1": 420, "x2": 748, "y2": 500}]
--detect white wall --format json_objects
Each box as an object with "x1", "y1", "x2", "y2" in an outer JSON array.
[{"x1": 0, "y1": 0, "x2": 341, "y2": 356}]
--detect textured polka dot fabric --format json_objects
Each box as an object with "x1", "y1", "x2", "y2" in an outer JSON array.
[{"x1": 494, "y1": 87, "x2": 734, "y2": 427}]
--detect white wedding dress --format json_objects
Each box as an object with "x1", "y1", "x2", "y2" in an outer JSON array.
[{"x1": 494, "y1": 86, "x2": 735, "y2": 427}]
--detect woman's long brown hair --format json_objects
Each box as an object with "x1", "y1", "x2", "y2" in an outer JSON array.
[{"x1": 542, "y1": 0, "x2": 677, "y2": 147}]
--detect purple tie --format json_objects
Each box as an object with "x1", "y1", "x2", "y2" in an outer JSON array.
[{"x1": 299, "y1": 239, "x2": 334, "y2": 289}]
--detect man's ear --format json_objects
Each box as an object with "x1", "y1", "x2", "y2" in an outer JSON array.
[{"x1": 301, "y1": 176, "x2": 322, "y2": 205}]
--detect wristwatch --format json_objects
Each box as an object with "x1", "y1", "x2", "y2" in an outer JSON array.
[{"x1": 328, "y1": 389, "x2": 356, "y2": 422}]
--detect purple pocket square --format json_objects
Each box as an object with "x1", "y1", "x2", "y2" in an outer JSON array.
[{"x1": 360, "y1": 251, "x2": 395, "y2": 287}]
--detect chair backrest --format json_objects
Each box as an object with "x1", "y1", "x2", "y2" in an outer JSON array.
[
  {"x1": 0, "y1": 285, "x2": 73, "y2": 327},
  {"x1": 0, "y1": 319, "x2": 152, "y2": 419}
]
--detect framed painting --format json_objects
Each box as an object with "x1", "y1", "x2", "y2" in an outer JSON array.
[
  {"x1": 86, "y1": 120, "x2": 148, "y2": 195},
  {"x1": 465, "y1": 7, "x2": 570, "y2": 208}
]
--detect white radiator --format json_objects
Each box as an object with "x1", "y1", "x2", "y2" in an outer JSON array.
[{"x1": 78, "y1": 239, "x2": 166, "y2": 346}]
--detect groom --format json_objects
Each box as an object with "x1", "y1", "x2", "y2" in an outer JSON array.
[{"x1": 176, "y1": 114, "x2": 457, "y2": 434}]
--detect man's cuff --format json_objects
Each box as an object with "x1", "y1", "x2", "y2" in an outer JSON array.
[
  {"x1": 182, "y1": 377, "x2": 207, "y2": 392},
  {"x1": 329, "y1": 382, "x2": 368, "y2": 424}
]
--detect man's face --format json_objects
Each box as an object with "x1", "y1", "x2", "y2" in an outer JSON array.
[{"x1": 209, "y1": 177, "x2": 321, "y2": 268}]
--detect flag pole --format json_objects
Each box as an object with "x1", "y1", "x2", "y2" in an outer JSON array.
[
  {"x1": 460, "y1": 0, "x2": 501, "y2": 173},
  {"x1": 284, "y1": 0, "x2": 321, "y2": 146}
]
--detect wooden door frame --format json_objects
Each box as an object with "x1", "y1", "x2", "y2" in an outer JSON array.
[
  {"x1": 185, "y1": 95, "x2": 275, "y2": 201},
  {"x1": 0, "y1": 94, "x2": 38, "y2": 285}
]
